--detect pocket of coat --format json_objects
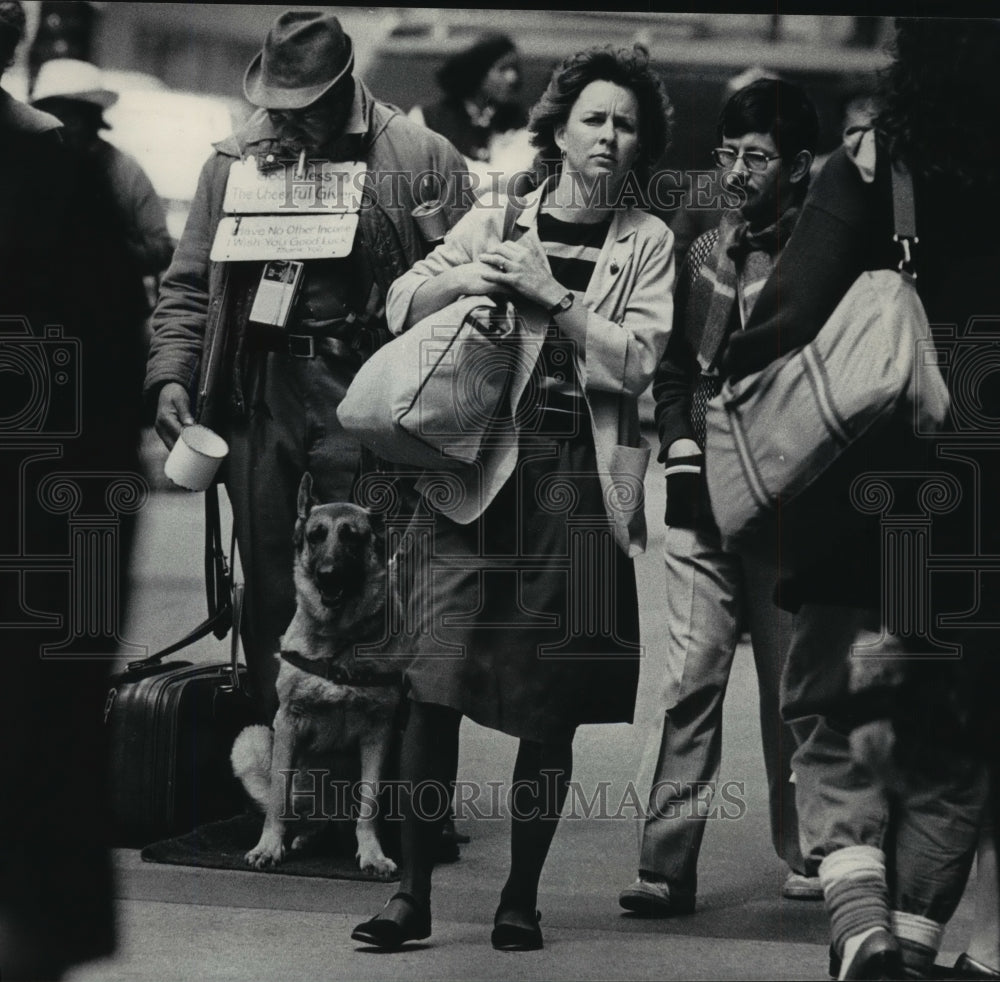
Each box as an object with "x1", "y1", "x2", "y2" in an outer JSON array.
[{"x1": 606, "y1": 442, "x2": 650, "y2": 521}]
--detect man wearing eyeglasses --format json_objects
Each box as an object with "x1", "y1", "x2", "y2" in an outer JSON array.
[{"x1": 620, "y1": 78, "x2": 819, "y2": 916}]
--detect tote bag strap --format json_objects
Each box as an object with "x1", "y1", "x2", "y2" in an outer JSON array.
[{"x1": 500, "y1": 194, "x2": 524, "y2": 242}]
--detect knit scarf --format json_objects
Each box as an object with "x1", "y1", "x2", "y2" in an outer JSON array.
[{"x1": 688, "y1": 206, "x2": 800, "y2": 372}]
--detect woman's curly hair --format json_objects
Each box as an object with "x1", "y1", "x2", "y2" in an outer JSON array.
[
  {"x1": 528, "y1": 45, "x2": 674, "y2": 190},
  {"x1": 877, "y1": 17, "x2": 1000, "y2": 190}
]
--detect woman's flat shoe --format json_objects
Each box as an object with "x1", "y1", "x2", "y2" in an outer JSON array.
[
  {"x1": 491, "y1": 907, "x2": 543, "y2": 951},
  {"x1": 351, "y1": 891, "x2": 431, "y2": 950}
]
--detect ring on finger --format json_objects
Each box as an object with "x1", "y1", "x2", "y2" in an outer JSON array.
[{"x1": 500, "y1": 260, "x2": 507, "y2": 272}]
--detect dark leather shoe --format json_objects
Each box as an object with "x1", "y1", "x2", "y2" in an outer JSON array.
[
  {"x1": 491, "y1": 906, "x2": 543, "y2": 952},
  {"x1": 618, "y1": 878, "x2": 696, "y2": 917},
  {"x1": 950, "y1": 954, "x2": 1000, "y2": 980},
  {"x1": 351, "y1": 891, "x2": 431, "y2": 950},
  {"x1": 834, "y1": 929, "x2": 904, "y2": 980}
]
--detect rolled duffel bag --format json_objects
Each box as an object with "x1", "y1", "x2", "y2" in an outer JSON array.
[
  {"x1": 704, "y1": 266, "x2": 950, "y2": 573},
  {"x1": 337, "y1": 293, "x2": 522, "y2": 470}
]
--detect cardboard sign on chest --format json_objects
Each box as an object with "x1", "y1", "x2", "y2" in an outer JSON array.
[{"x1": 210, "y1": 156, "x2": 367, "y2": 262}]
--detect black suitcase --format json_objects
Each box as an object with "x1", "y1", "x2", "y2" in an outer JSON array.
[
  {"x1": 103, "y1": 641, "x2": 259, "y2": 845},
  {"x1": 104, "y1": 488, "x2": 262, "y2": 845}
]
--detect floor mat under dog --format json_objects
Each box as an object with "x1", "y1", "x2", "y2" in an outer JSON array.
[{"x1": 140, "y1": 813, "x2": 403, "y2": 881}]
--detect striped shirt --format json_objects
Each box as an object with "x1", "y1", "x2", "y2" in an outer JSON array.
[{"x1": 536, "y1": 211, "x2": 610, "y2": 398}]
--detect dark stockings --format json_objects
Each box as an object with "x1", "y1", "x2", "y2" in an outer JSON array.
[
  {"x1": 382, "y1": 701, "x2": 574, "y2": 929},
  {"x1": 396, "y1": 701, "x2": 462, "y2": 909},
  {"x1": 499, "y1": 737, "x2": 574, "y2": 916}
]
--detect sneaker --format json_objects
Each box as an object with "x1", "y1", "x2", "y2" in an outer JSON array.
[
  {"x1": 618, "y1": 878, "x2": 695, "y2": 916},
  {"x1": 782, "y1": 870, "x2": 823, "y2": 900}
]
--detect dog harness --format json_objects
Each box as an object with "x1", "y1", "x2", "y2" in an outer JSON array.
[{"x1": 279, "y1": 647, "x2": 402, "y2": 687}]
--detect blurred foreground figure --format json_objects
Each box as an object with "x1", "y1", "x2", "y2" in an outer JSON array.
[
  {"x1": 1, "y1": 2, "x2": 145, "y2": 978},
  {"x1": 724, "y1": 17, "x2": 1000, "y2": 981}
]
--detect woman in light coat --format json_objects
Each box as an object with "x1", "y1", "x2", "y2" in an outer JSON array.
[{"x1": 352, "y1": 45, "x2": 675, "y2": 952}]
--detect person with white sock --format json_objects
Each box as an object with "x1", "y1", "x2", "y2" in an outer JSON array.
[
  {"x1": 785, "y1": 615, "x2": 986, "y2": 980},
  {"x1": 722, "y1": 17, "x2": 1000, "y2": 981}
]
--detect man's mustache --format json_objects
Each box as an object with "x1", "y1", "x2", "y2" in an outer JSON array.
[{"x1": 720, "y1": 171, "x2": 747, "y2": 194}]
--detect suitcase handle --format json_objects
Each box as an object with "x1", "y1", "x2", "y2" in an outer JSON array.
[
  {"x1": 219, "y1": 583, "x2": 245, "y2": 693},
  {"x1": 129, "y1": 485, "x2": 242, "y2": 676}
]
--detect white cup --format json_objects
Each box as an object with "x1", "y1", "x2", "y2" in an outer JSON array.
[{"x1": 164, "y1": 424, "x2": 229, "y2": 491}]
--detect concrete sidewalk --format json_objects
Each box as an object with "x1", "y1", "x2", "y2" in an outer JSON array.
[{"x1": 62, "y1": 435, "x2": 978, "y2": 981}]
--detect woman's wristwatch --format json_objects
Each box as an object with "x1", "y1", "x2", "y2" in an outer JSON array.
[{"x1": 546, "y1": 292, "x2": 574, "y2": 317}]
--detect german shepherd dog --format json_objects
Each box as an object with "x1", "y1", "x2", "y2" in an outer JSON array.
[{"x1": 230, "y1": 474, "x2": 401, "y2": 877}]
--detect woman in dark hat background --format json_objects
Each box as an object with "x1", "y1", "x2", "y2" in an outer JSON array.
[{"x1": 410, "y1": 32, "x2": 529, "y2": 173}]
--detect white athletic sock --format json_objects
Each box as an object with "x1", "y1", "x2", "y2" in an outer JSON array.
[
  {"x1": 819, "y1": 846, "x2": 892, "y2": 978},
  {"x1": 891, "y1": 910, "x2": 944, "y2": 978}
]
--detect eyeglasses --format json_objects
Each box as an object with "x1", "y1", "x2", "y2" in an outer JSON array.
[
  {"x1": 269, "y1": 103, "x2": 333, "y2": 125},
  {"x1": 268, "y1": 79, "x2": 353, "y2": 125},
  {"x1": 712, "y1": 147, "x2": 782, "y2": 172}
]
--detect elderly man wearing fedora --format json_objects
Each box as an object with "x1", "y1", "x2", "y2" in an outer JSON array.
[
  {"x1": 32, "y1": 57, "x2": 173, "y2": 282},
  {"x1": 144, "y1": 10, "x2": 468, "y2": 718}
]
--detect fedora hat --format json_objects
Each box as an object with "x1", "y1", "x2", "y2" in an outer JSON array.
[
  {"x1": 31, "y1": 58, "x2": 118, "y2": 110},
  {"x1": 244, "y1": 10, "x2": 354, "y2": 110}
]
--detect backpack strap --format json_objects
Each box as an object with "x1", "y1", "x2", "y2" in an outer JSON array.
[{"x1": 889, "y1": 160, "x2": 918, "y2": 276}]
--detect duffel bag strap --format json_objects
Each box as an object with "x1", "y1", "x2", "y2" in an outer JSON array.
[{"x1": 890, "y1": 161, "x2": 918, "y2": 276}]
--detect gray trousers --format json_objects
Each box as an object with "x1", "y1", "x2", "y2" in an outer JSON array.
[
  {"x1": 225, "y1": 349, "x2": 361, "y2": 719},
  {"x1": 783, "y1": 604, "x2": 987, "y2": 921},
  {"x1": 633, "y1": 523, "x2": 804, "y2": 897}
]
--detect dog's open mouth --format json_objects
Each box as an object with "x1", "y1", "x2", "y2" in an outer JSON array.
[{"x1": 316, "y1": 566, "x2": 364, "y2": 609}]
